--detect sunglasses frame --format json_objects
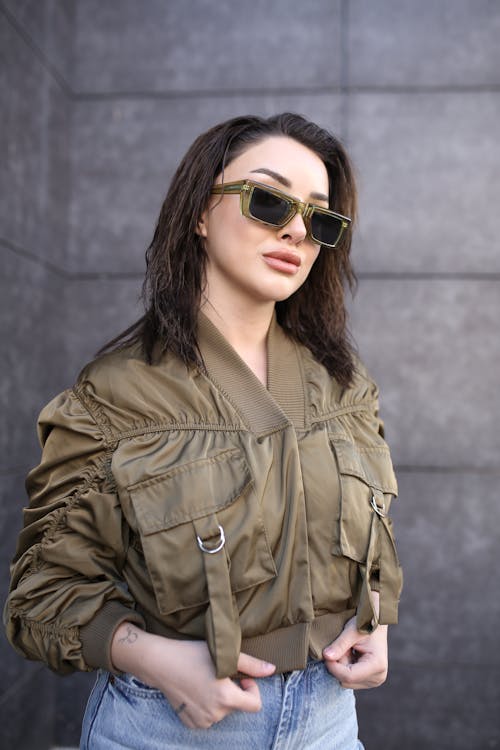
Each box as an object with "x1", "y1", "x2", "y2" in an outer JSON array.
[{"x1": 211, "y1": 179, "x2": 351, "y2": 248}]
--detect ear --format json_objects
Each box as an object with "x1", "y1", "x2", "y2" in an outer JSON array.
[{"x1": 196, "y1": 210, "x2": 208, "y2": 238}]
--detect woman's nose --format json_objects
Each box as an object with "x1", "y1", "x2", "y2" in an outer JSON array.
[{"x1": 277, "y1": 211, "x2": 308, "y2": 244}]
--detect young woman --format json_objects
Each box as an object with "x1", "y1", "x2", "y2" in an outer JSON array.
[{"x1": 4, "y1": 113, "x2": 402, "y2": 749}]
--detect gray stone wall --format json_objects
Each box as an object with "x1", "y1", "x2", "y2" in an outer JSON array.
[{"x1": 1, "y1": 1, "x2": 499, "y2": 747}]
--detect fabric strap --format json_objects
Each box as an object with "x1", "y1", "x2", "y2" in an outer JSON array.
[{"x1": 193, "y1": 515, "x2": 242, "y2": 678}]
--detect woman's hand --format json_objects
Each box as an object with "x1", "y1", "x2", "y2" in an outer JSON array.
[
  {"x1": 322, "y1": 593, "x2": 389, "y2": 689},
  {"x1": 110, "y1": 623, "x2": 275, "y2": 728}
]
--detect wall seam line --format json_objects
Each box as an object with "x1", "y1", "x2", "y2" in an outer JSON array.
[
  {"x1": 0, "y1": 1, "x2": 73, "y2": 97},
  {"x1": 1, "y1": 238, "x2": 143, "y2": 280},
  {"x1": 68, "y1": 85, "x2": 500, "y2": 102}
]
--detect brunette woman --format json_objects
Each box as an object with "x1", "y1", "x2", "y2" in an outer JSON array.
[{"x1": 5, "y1": 113, "x2": 402, "y2": 750}]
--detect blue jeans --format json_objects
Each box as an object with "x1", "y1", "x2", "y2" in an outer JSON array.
[{"x1": 80, "y1": 660, "x2": 365, "y2": 750}]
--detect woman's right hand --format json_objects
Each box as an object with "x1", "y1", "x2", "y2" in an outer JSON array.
[{"x1": 110, "y1": 622, "x2": 276, "y2": 729}]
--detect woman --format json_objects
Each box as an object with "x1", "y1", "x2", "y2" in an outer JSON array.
[{"x1": 4, "y1": 113, "x2": 402, "y2": 749}]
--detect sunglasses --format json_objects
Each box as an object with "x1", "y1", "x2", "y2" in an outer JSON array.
[{"x1": 211, "y1": 179, "x2": 351, "y2": 248}]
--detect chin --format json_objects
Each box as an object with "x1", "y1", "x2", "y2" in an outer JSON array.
[{"x1": 270, "y1": 281, "x2": 305, "y2": 303}]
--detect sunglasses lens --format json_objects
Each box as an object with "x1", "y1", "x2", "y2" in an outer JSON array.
[
  {"x1": 249, "y1": 187, "x2": 292, "y2": 225},
  {"x1": 310, "y1": 212, "x2": 344, "y2": 247}
]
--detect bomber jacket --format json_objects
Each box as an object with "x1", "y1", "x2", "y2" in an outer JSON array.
[{"x1": 4, "y1": 313, "x2": 402, "y2": 679}]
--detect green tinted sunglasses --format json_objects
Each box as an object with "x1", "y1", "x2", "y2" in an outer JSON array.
[{"x1": 211, "y1": 179, "x2": 351, "y2": 248}]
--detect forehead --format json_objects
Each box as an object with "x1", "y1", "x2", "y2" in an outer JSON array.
[{"x1": 224, "y1": 136, "x2": 329, "y2": 194}]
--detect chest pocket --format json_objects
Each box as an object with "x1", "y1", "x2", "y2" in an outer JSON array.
[
  {"x1": 330, "y1": 437, "x2": 398, "y2": 562},
  {"x1": 330, "y1": 435, "x2": 402, "y2": 631},
  {"x1": 128, "y1": 447, "x2": 277, "y2": 616}
]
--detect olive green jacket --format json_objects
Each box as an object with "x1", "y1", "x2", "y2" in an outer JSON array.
[{"x1": 4, "y1": 314, "x2": 402, "y2": 679}]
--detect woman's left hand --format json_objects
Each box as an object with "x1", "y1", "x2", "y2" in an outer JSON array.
[{"x1": 322, "y1": 609, "x2": 388, "y2": 689}]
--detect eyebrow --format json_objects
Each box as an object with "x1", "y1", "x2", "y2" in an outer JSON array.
[{"x1": 249, "y1": 167, "x2": 329, "y2": 203}]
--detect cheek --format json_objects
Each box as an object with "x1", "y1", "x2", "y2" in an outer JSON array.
[{"x1": 206, "y1": 204, "x2": 249, "y2": 249}]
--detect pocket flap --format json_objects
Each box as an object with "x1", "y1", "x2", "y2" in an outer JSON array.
[
  {"x1": 333, "y1": 440, "x2": 398, "y2": 496},
  {"x1": 129, "y1": 448, "x2": 252, "y2": 534}
]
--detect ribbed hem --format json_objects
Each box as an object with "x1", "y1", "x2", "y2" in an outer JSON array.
[
  {"x1": 80, "y1": 601, "x2": 145, "y2": 673},
  {"x1": 308, "y1": 609, "x2": 357, "y2": 658},
  {"x1": 137, "y1": 610, "x2": 357, "y2": 675},
  {"x1": 241, "y1": 622, "x2": 310, "y2": 672},
  {"x1": 239, "y1": 611, "x2": 356, "y2": 674}
]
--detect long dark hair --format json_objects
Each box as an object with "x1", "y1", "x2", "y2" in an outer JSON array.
[{"x1": 100, "y1": 113, "x2": 358, "y2": 386}]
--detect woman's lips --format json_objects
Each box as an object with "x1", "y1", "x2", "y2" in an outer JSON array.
[{"x1": 262, "y1": 250, "x2": 301, "y2": 275}]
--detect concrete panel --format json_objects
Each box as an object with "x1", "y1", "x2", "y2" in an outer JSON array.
[
  {"x1": 63, "y1": 276, "x2": 143, "y2": 378},
  {"x1": 388, "y1": 471, "x2": 499, "y2": 666},
  {"x1": 2, "y1": 0, "x2": 75, "y2": 83},
  {"x1": 0, "y1": 471, "x2": 38, "y2": 698},
  {"x1": 68, "y1": 94, "x2": 343, "y2": 274},
  {"x1": 0, "y1": 250, "x2": 67, "y2": 472},
  {"x1": 54, "y1": 672, "x2": 94, "y2": 748},
  {"x1": 347, "y1": 92, "x2": 500, "y2": 274},
  {"x1": 73, "y1": 0, "x2": 342, "y2": 94},
  {"x1": 349, "y1": 278, "x2": 500, "y2": 469},
  {"x1": 1, "y1": 477, "x2": 54, "y2": 748},
  {"x1": 348, "y1": 0, "x2": 500, "y2": 88},
  {"x1": 0, "y1": 660, "x2": 54, "y2": 750},
  {"x1": 356, "y1": 663, "x2": 500, "y2": 750},
  {"x1": 0, "y1": 17, "x2": 71, "y2": 269}
]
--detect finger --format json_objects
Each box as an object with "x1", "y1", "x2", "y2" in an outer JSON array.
[
  {"x1": 323, "y1": 629, "x2": 360, "y2": 661},
  {"x1": 237, "y1": 651, "x2": 275, "y2": 678},
  {"x1": 239, "y1": 676, "x2": 258, "y2": 691},
  {"x1": 230, "y1": 678, "x2": 262, "y2": 713},
  {"x1": 337, "y1": 652, "x2": 352, "y2": 666},
  {"x1": 327, "y1": 657, "x2": 386, "y2": 689}
]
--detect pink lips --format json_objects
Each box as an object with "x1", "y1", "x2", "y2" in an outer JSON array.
[{"x1": 262, "y1": 250, "x2": 301, "y2": 275}]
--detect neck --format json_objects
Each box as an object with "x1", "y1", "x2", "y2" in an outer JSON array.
[{"x1": 200, "y1": 297, "x2": 274, "y2": 386}]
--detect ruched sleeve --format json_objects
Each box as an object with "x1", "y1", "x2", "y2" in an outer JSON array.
[{"x1": 3, "y1": 388, "x2": 145, "y2": 675}]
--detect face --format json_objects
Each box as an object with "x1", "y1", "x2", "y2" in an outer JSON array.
[{"x1": 198, "y1": 135, "x2": 329, "y2": 312}]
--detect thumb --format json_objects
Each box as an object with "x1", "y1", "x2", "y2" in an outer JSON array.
[
  {"x1": 323, "y1": 625, "x2": 358, "y2": 661},
  {"x1": 237, "y1": 651, "x2": 276, "y2": 678}
]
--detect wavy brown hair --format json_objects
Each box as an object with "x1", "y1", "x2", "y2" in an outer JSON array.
[{"x1": 101, "y1": 113, "x2": 358, "y2": 386}]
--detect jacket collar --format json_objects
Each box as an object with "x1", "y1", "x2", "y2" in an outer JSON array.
[{"x1": 197, "y1": 311, "x2": 307, "y2": 436}]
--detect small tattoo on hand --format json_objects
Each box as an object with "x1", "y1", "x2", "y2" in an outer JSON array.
[
  {"x1": 174, "y1": 702, "x2": 187, "y2": 715},
  {"x1": 118, "y1": 626, "x2": 138, "y2": 645}
]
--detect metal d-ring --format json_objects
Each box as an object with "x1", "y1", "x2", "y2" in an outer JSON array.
[
  {"x1": 196, "y1": 524, "x2": 225, "y2": 554},
  {"x1": 370, "y1": 494, "x2": 387, "y2": 517}
]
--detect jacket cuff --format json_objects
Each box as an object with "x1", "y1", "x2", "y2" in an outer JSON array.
[{"x1": 80, "y1": 600, "x2": 145, "y2": 673}]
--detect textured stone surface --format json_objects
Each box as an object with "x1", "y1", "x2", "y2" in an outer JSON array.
[
  {"x1": 68, "y1": 94, "x2": 343, "y2": 273},
  {"x1": 62, "y1": 276, "x2": 143, "y2": 377},
  {"x1": 0, "y1": 251, "x2": 68, "y2": 472},
  {"x1": 348, "y1": 0, "x2": 500, "y2": 88},
  {"x1": 3, "y1": 2, "x2": 500, "y2": 749},
  {"x1": 0, "y1": 660, "x2": 54, "y2": 750},
  {"x1": 388, "y1": 471, "x2": 499, "y2": 666},
  {"x1": 2, "y1": 0, "x2": 75, "y2": 83},
  {"x1": 349, "y1": 278, "x2": 500, "y2": 468},
  {"x1": 356, "y1": 663, "x2": 500, "y2": 750},
  {"x1": 0, "y1": 471, "x2": 37, "y2": 698},
  {"x1": 348, "y1": 92, "x2": 500, "y2": 274},
  {"x1": 54, "y1": 672, "x2": 94, "y2": 747},
  {"x1": 1, "y1": 480, "x2": 55, "y2": 748},
  {"x1": 73, "y1": 0, "x2": 342, "y2": 94},
  {"x1": 0, "y1": 12, "x2": 71, "y2": 269},
  {"x1": 355, "y1": 466, "x2": 500, "y2": 750}
]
